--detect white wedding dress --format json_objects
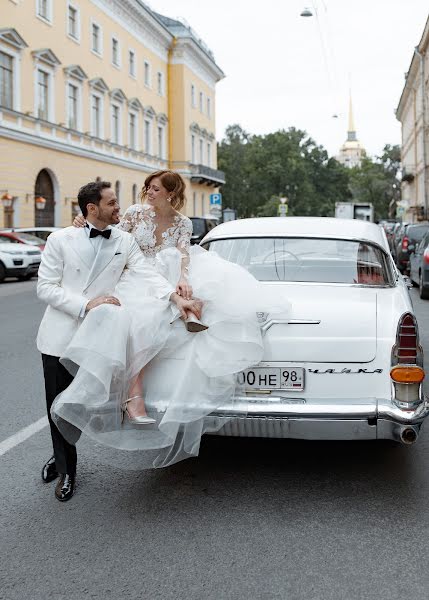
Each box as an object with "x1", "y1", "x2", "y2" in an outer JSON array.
[{"x1": 51, "y1": 204, "x2": 291, "y2": 468}]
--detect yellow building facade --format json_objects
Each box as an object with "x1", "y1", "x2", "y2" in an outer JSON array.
[{"x1": 0, "y1": 0, "x2": 225, "y2": 227}]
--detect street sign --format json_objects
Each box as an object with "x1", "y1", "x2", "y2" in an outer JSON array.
[
  {"x1": 278, "y1": 204, "x2": 288, "y2": 217},
  {"x1": 210, "y1": 193, "x2": 222, "y2": 206}
]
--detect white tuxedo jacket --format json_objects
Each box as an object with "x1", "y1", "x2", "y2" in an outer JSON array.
[{"x1": 37, "y1": 225, "x2": 174, "y2": 357}]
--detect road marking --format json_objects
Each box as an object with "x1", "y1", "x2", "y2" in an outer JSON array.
[{"x1": 0, "y1": 416, "x2": 48, "y2": 457}]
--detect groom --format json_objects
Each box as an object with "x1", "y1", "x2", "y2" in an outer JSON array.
[{"x1": 37, "y1": 180, "x2": 201, "y2": 502}]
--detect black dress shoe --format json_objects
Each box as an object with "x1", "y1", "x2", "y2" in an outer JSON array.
[
  {"x1": 55, "y1": 474, "x2": 75, "y2": 502},
  {"x1": 41, "y1": 456, "x2": 58, "y2": 483}
]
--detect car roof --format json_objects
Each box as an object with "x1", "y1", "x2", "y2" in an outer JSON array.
[{"x1": 204, "y1": 217, "x2": 389, "y2": 249}]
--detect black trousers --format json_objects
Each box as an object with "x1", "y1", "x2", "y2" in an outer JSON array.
[{"x1": 41, "y1": 354, "x2": 79, "y2": 474}]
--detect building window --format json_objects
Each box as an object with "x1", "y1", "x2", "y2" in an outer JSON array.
[
  {"x1": 112, "y1": 37, "x2": 120, "y2": 67},
  {"x1": 191, "y1": 134, "x2": 195, "y2": 163},
  {"x1": 91, "y1": 94, "x2": 101, "y2": 137},
  {"x1": 91, "y1": 22, "x2": 101, "y2": 55},
  {"x1": 0, "y1": 52, "x2": 13, "y2": 109},
  {"x1": 67, "y1": 83, "x2": 78, "y2": 129},
  {"x1": 199, "y1": 91, "x2": 203, "y2": 112},
  {"x1": 67, "y1": 3, "x2": 80, "y2": 41},
  {"x1": 144, "y1": 119, "x2": 151, "y2": 154},
  {"x1": 144, "y1": 61, "x2": 150, "y2": 87},
  {"x1": 115, "y1": 180, "x2": 120, "y2": 202},
  {"x1": 129, "y1": 112, "x2": 137, "y2": 149},
  {"x1": 129, "y1": 50, "x2": 135, "y2": 77},
  {"x1": 201, "y1": 193, "x2": 205, "y2": 215},
  {"x1": 207, "y1": 143, "x2": 211, "y2": 167},
  {"x1": 157, "y1": 126, "x2": 164, "y2": 159},
  {"x1": 191, "y1": 84, "x2": 196, "y2": 107},
  {"x1": 199, "y1": 138, "x2": 204, "y2": 164},
  {"x1": 207, "y1": 97, "x2": 211, "y2": 118},
  {"x1": 157, "y1": 71, "x2": 163, "y2": 95},
  {"x1": 37, "y1": 69, "x2": 49, "y2": 120},
  {"x1": 111, "y1": 104, "x2": 121, "y2": 144},
  {"x1": 193, "y1": 192, "x2": 197, "y2": 216},
  {"x1": 37, "y1": 0, "x2": 51, "y2": 22},
  {"x1": 132, "y1": 183, "x2": 138, "y2": 204}
]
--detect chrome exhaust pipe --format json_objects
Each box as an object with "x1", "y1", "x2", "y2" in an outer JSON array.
[{"x1": 401, "y1": 427, "x2": 418, "y2": 445}]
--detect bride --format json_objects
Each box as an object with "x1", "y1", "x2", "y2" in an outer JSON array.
[{"x1": 52, "y1": 170, "x2": 291, "y2": 468}]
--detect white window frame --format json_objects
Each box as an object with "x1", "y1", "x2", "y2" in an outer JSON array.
[
  {"x1": 65, "y1": 80, "x2": 81, "y2": 130},
  {"x1": 90, "y1": 91, "x2": 104, "y2": 138},
  {"x1": 0, "y1": 44, "x2": 21, "y2": 112},
  {"x1": 36, "y1": 0, "x2": 53, "y2": 24},
  {"x1": 144, "y1": 61, "x2": 151, "y2": 88},
  {"x1": 156, "y1": 71, "x2": 164, "y2": 96},
  {"x1": 191, "y1": 84, "x2": 196, "y2": 107},
  {"x1": 90, "y1": 19, "x2": 103, "y2": 57},
  {"x1": 199, "y1": 91, "x2": 203, "y2": 113},
  {"x1": 128, "y1": 49, "x2": 136, "y2": 79},
  {"x1": 191, "y1": 134, "x2": 196, "y2": 163},
  {"x1": 110, "y1": 102, "x2": 122, "y2": 145},
  {"x1": 34, "y1": 64, "x2": 55, "y2": 122},
  {"x1": 144, "y1": 118, "x2": 152, "y2": 154},
  {"x1": 111, "y1": 36, "x2": 121, "y2": 69},
  {"x1": 66, "y1": 1, "x2": 81, "y2": 44},
  {"x1": 199, "y1": 138, "x2": 204, "y2": 164},
  {"x1": 128, "y1": 110, "x2": 138, "y2": 150},
  {"x1": 157, "y1": 124, "x2": 165, "y2": 159}
]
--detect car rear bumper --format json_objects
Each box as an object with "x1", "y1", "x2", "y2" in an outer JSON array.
[{"x1": 206, "y1": 396, "x2": 429, "y2": 444}]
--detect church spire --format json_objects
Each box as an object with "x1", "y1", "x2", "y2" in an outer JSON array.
[{"x1": 347, "y1": 93, "x2": 357, "y2": 142}]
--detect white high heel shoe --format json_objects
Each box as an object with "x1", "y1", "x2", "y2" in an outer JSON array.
[
  {"x1": 121, "y1": 396, "x2": 156, "y2": 425},
  {"x1": 184, "y1": 312, "x2": 209, "y2": 333}
]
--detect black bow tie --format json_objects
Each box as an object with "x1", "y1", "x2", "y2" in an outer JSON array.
[{"x1": 89, "y1": 227, "x2": 111, "y2": 239}]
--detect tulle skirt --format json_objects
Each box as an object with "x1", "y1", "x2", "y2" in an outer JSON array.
[{"x1": 51, "y1": 246, "x2": 291, "y2": 468}]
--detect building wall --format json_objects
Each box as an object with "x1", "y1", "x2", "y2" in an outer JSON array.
[{"x1": 0, "y1": 0, "x2": 224, "y2": 227}]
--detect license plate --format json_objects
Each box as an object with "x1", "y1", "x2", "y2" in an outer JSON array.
[{"x1": 237, "y1": 367, "x2": 305, "y2": 391}]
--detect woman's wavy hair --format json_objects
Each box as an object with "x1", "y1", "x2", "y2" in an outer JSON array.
[{"x1": 139, "y1": 170, "x2": 187, "y2": 211}]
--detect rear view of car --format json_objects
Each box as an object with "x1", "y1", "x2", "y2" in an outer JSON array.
[
  {"x1": 200, "y1": 217, "x2": 429, "y2": 446},
  {"x1": 396, "y1": 223, "x2": 429, "y2": 272}
]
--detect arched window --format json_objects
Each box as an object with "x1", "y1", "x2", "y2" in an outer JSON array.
[
  {"x1": 132, "y1": 183, "x2": 138, "y2": 204},
  {"x1": 35, "y1": 169, "x2": 55, "y2": 227}
]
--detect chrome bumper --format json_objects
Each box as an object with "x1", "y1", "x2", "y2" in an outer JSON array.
[{"x1": 206, "y1": 396, "x2": 429, "y2": 444}]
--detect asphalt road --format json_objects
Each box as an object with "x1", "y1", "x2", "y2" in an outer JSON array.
[{"x1": 1, "y1": 279, "x2": 429, "y2": 600}]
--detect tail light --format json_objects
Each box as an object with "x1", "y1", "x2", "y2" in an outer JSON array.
[
  {"x1": 424, "y1": 248, "x2": 429, "y2": 264},
  {"x1": 402, "y1": 236, "x2": 409, "y2": 250},
  {"x1": 391, "y1": 312, "x2": 425, "y2": 408}
]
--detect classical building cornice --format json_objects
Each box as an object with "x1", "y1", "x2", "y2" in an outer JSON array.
[
  {"x1": 144, "y1": 105, "x2": 156, "y2": 119},
  {"x1": 0, "y1": 28, "x2": 28, "y2": 49},
  {"x1": 63, "y1": 65, "x2": 88, "y2": 81},
  {"x1": 109, "y1": 88, "x2": 127, "y2": 103},
  {"x1": 128, "y1": 97, "x2": 144, "y2": 112},
  {"x1": 170, "y1": 38, "x2": 225, "y2": 89},
  {"x1": 156, "y1": 113, "x2": 168, "y2": 125},
  {"x1": 32, "y1": 48, "x2": 61, "y2": 67},
  {"x1": 89, "y1": 0, "x2": 172, "y2": 61}
]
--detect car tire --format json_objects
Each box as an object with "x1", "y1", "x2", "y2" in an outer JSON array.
[
  {"x1": 0, "y1": 262, "x2": 5, "y2": 283},
  {"x1": 419, "y1": 271, "x2": 429, "y2": 299},
  {"x1": 18, "y1": 274, "x2": 33, "y2": 281}
]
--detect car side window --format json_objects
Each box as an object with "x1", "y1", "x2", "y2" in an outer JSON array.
[{"x1": 0, "y1": 235, "x2": 15, "y2": 243}]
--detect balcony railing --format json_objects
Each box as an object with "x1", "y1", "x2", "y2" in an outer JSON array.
[{"x1": 189, "y1": 163, "x2": 225, "y2": 186}]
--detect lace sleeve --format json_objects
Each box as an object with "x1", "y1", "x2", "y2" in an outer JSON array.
[
  {"x1": 177, "y1": 216, "x2": 192, "y2": 277},
  {"x1": 116, "y1": 205, "x2": 142, "y2": 233}
]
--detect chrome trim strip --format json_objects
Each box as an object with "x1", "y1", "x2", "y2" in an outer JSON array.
[{"x1": 261, "y1": 318, "x2": 321, "y2": 334}]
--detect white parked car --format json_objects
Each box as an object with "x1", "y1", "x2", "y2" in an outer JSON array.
[
  {"x1": 200, "y1": 217, "x2": 428, "y2": 445},
  {"x1": 0, "y1": 242, "x2": 42, "y2": 282}
]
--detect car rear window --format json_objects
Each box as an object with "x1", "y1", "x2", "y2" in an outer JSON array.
[
  {"x1": 205, "y1": 237, "x2": 393, "y2": 285},
  {"x1": 190, "y1": 218, "x2": 206, "y2": 237},
  {"x1": 408, "y1": 225, "x2": 429, "y2": 242}
]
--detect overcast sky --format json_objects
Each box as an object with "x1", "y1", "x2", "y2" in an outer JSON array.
[{"x1": 150, "y1": 0, "x2": 428, "y2": 159}]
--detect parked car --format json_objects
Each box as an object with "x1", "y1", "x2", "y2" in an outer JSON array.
[
  {"x1": 395, "y1": 222, "x2": 429, "y2": 272},
  {"x1": 0, "y1": 231, "x2": 46, "y2": 250},
  {"x1": 189, "y1": 216, "x2": 219, "y2": 245},
  {"x1": 191, "y1": 216, "x2": 428, "y2": 445},
  {"x1": 5, "y1": 227, "x2": 61, "y2": 242},
  {"x1": 409, "y1": 230, "x2": 429, "y2": 299},
  {"x1": 389, "y1": 222, "x2": 403, "y2": 256},
  {"x1": 0, "y1": 242, "x2": 42, "y2": 282}
]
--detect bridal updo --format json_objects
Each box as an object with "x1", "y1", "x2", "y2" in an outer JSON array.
[{"x1": 140, "y1": 170, "x2": 187, "y2": 211}]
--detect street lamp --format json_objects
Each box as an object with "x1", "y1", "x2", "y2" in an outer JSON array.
[
  {"x1": 1, "y1": 192, "x2": 14, "y2": 209},
  {"x1": 35, "y1": 196, "x2": 47, "y2": 210}
]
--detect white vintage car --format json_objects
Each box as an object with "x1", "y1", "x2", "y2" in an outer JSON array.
[{"x1": 201, "y1": 217, "x2": 429, "y2": 445}]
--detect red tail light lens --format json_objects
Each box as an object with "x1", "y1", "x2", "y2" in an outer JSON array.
[
  {"x1": 424, "y1": 248, "x2": 429, "y2": 264},
  {"x1": 395, "y1": 313, "x2": 418, "y2": 364},
  {"x1": 402, "y1": 237, "x2": 409, "y2": 250}
]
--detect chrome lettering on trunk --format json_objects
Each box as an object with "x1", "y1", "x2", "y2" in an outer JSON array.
[{"x1": 309, "y1": 368, "x2": 383, "y2": 374}]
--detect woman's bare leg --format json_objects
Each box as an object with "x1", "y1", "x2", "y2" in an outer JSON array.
[{"x1": 126, "y1": 368, "x2": 148, "y2": 417}]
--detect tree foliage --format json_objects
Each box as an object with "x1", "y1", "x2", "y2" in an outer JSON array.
[{"x1": 217, "y1": 126, "x2": 400, "y2": 221}]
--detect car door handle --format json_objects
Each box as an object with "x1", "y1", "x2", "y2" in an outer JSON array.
[{"x1": 261, "y1": 319, "x2": 321, "y2": 335}]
